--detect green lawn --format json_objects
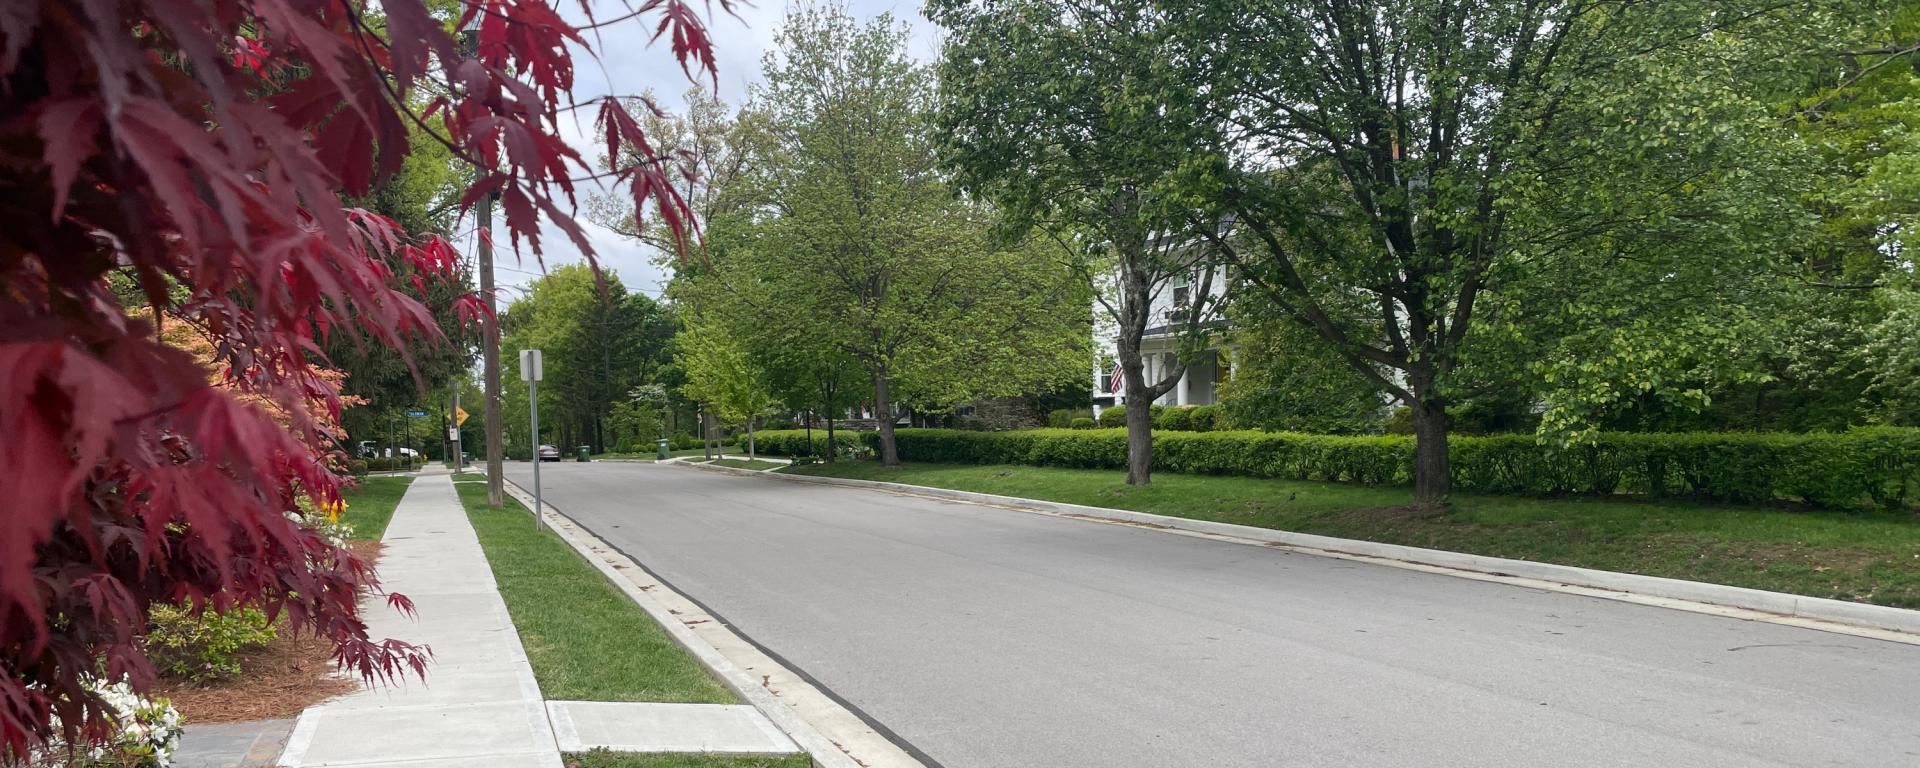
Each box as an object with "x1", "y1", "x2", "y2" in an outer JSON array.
[
  {"x1": 340, "y1": 475, "x2": 414, "y2": 541},
  {"x1": 565, "y1": 750, "x2": 810, "y2": 768},
  {"x1": 708, "y1": 459, "x2": 785, "y2": 471},
  {"x1": 452, "y1": 481, "x2": 736, "y2": 703},
  {"x1": 786, "y1": 461, "x2": 1920, "y2": 608}
]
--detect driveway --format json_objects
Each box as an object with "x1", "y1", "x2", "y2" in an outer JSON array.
[{"x1": 504, "y1": 460, "x2": 1920, "y2": 768}]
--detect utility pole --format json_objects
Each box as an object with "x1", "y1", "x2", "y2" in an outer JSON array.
[{"x1": 462, "y1": 15, "x2": 505, "y2": 507}]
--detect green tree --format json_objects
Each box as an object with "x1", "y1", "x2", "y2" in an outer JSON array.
[
  {"x1": 1221, "y1": 304, "x2": 1388, "y2": 435},
  {"x1": 932, "y1": 0, "x2": 1227, "y2": 485},
  {"x1": 746, "y1": 7, "x2": 1088, "y2": 465},
  {"x1": 501, "y1": 266, "x2": 671, "y2": 453},
  {"x1": 677, "y1": 320, "x2": 777, "y2": 459},
  {"x1": 1144, "y1": 0, "x2": 1893, "y2": 504}
]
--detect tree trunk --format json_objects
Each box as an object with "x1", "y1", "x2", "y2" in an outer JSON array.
[
  {"x1": 701, "y1": 409, "x2": 714, "y2": 460},
  {"x1": 1409, "y1": 367, "x2": 1451, "y2": 507},
  {"x1": 1115, "y1": 340, "x2": 1160, "y2": 485},
  {"x1": 873, "y1": 371, "x2": 899, "y2": 466},
  {"x1": 747, "y1": 418, "x2": 757, "y2": 461},
  {"x1": 826, "y1": 415, "x2": 837, "y2": 464},
  {"x1": 1124, "y1": 392, "x2": 1153, "y2": 485}
]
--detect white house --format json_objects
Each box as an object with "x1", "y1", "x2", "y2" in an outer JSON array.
[{"x1": 1091, "y1": 270, "x2": 1231, "y2": 416}]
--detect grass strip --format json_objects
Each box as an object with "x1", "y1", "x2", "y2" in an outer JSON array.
[
  {"x1": 786, "y1": 461, "x2": 1920, "y2": 608},
  {"x1": 453, "y1": 481, "x2": 736, "y2": 703},
  {"x1": 340, "y1": 475, "x2": 413, "y2": 541},
  {"x1": 708, "y1": 459, "x2": 784, "y2": 471},
  {"x1": 565, "y1": 750, "x2": 811, "y2": 768}
]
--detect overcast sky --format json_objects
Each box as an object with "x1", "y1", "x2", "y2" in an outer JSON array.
[{"x1": 476, "y1": 0, "x2": 940, "y2": 303}]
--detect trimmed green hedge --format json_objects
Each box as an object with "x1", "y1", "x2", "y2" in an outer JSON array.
[
  {"x1": 753, "y1": 429, "x2": 870, "y2": 459},
  {"x1": 853, "y1": 427, "x2": 1920, "y2": 508}
]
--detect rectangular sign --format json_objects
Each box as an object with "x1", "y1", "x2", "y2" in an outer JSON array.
[
  {"x1": 448, "y1": 427, "x2": 460, "y2": 440},
  {"x1": 520, "y1": 349, "x2": 543, "y2": 382},
  {"x1": 405, "y1": 409, "x2": 427, "y2": 417}
]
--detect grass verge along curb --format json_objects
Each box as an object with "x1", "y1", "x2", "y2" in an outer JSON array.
[{"x1": 453, "y1": 478, "x2": 736, "y2": 704}]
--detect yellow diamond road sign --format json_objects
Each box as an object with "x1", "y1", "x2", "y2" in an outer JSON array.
[{"x1": 453, "y1": 405, "x2": 470, "y2": 427}]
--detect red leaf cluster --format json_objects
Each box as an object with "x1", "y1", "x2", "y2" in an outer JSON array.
[{"x1": 0, "y1": 0, "x2": 719, "y2": 758}]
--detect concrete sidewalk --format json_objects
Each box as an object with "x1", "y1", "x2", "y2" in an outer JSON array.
[{"x1": 279, "y1": 473, "x2": 563, "y2": 768}]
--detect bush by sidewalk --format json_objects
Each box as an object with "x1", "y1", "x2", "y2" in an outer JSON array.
[{"x1": 816, "y1": 427, "x2": 1920, "y2": 509}]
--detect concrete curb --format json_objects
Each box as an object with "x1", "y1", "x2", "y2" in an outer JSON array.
[
  {"x1": 715, "y1": 464, "x2": 1920, "y2": 643},
  {"x1": 498, "y1": 477, "x2": 925, "y2": 768}
]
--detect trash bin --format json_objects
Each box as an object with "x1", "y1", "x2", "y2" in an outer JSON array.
[
  {"x1": 655, "y1": 438, "x2": 670, "y2": 460},
  {"x1": 576, "y1": 445, "x2": 591, "y2": 462}
]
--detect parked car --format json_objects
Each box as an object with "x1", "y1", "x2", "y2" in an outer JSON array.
[{"x1": 537, "y1": 444, "x2": 561, "y2": 462}]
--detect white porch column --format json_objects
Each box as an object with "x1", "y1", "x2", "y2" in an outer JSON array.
[{"x1": 1175, "y1": 368, "x2": 1190, "y2": 407}]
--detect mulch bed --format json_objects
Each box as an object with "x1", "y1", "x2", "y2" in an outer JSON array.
[{"x1": 153, "y1": 541, "x2": 384, "y2": 723}]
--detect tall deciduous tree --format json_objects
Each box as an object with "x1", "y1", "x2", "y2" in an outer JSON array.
[
  {"x1": 932, "y1": 0, "x2": 1230, "y2": 485},
  {"x1": 0, "y1": 0, "x2": 724, "y2": 755},
  {"x1": 677, "y1": 320, "x2": 777, "y2": 459},
  {"x1": 1158, "y1": 0, "x2": 1888, "y2": 504},
  {"x1": 751, "y1": 7, "x2": 1088, "y2": 465}
]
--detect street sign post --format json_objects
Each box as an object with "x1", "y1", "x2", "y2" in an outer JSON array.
[{"x1": 521, "y1": 349, "x2": 544, "y2": 531}]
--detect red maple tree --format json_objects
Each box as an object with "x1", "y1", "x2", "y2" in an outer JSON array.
[{"x1": 0, "y1": 0, "x2": 719, "y2": 757}]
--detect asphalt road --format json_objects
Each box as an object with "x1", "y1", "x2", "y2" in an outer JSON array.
[{"x1": 505, "y1": 460, "x2": 1920, "y2": 768}]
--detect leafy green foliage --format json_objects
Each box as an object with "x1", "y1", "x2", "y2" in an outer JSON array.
[
  {"x1": 144, "y1": 606, "x2": 276, "y2": 683},
  {"x1": 856, "y1": 428, "x2": 1920, "y2": 508},
  {"x1": 747, "y1": 430, "x2": 870, "y2": 460},
  {"x1": 676, "y1": 320, "x2": 777, "y2": 455},
  {"x1": 1220, "y1": 314, "x2": 1387, "y2": 434},
  {"x1": 502, "y1": 266, "x2": 674, "y2": 453},
  {"x1": 1046, "y1": 409, "x2": 1093, "y2": 428},
  {"x1": 679, "y1": 8, "x2": 1090, "y2": 465},
  {"x1": 932, "y1": 0, "x2": 1225, "y2": 484}
]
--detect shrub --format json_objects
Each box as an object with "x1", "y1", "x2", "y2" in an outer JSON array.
[
  {"x1": 1098, "y1": 404, "x2": 1164, "y2": 428},
  {"x1": 669, "y1": 433, "x2": 697, "y2": 451},
  {"x1": 1156, "y1": 407, "x2": 1193, "y2": 431},
  {"x1": 1187, "y1": 405, "x2": 1221, "y2": 432},
  {"x1": 1070, "y1": 417, "x2": 1096, "y2": 430},
  {"x1": 1047, "y1": 408, "x2": 1094, "y2": 428},
  {"x1": 751, "y1": 430, "x2": 869, "y2": 459},
  {"x1": 145, "y1": 604, "x2": 278, "y2": 683},
  {"x1": 346, "y1": 459, "x2": 369, "y2": 477},
  {"x1": 868, "y1": 427, "x2": 1920, "y2": 508}
]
